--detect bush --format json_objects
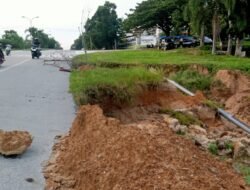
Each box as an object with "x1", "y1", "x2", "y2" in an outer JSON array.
[
  {"x1": 199, "y1": 45, "x2": 212, "y2": 51},
  {"x1": 208, "y1": 143, "x2": 218, "y2": 155}
]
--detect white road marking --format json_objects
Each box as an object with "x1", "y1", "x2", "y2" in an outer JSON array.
[{"x1": 0, "y1": 59, "x2": 30, "y2": 73}]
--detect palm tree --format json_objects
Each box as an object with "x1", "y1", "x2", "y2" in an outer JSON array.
[
  {"x1": 233, "y1": 0, "x2": 248, "y2": 56},
  {"x1": 186, "y1": 0, "x2": 210, "y2": 47},
  {"x1": 222, "y1": 0, "x2": 236, "y2": 55},
  {"x1": 211, "y1": 0, "x2": 221, "y2": 55}
]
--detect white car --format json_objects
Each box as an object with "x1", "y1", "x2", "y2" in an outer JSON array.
[{"x1": 204, "y1": 36, "x2": 213, "y2": 44}]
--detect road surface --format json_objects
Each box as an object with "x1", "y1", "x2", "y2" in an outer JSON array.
[{"x1": 0, "y1": 50, "x2": 78, "y2": 190}]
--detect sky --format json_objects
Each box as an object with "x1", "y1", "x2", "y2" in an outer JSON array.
[{"x1": 0, "y1": 0, "x2": 143, "y2": 49}]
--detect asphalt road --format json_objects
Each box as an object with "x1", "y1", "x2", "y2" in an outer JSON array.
[{"x1": 0, "y1": 50, "x2": 77, "y2": 189}]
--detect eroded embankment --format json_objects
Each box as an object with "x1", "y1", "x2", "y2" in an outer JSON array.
[
  {"x1": 44, "y1": 65, "x2": 250, "y2": 189},
  {"x1": 210, "y1": 70, "x2": 250, "y2": 125},
  {"x1": 44, "y1": 105, "x2": 248, "y2": 190}
]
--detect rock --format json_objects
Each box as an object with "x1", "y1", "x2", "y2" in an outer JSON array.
[
  {"x1": 217, "y1": 139, "x2": 226, "y2": 150},
  {"x1": 233, "y1": 138, "x2": 250, "y2": 165},
  {"x1": 192, "y1": 134, "x2": 210, "y2": 149},
  {"x1": 174, "y1": 125, "x2": 188, "y2": 134},
  {"x1": 163, "y1": 115, "x2": 179, "y2": 128},
  {"x1": 196, "y1": 106, "x2": 216, "y2": 121},
  {"x1": 0, "y1": 130, "x2": 32, "y2": 156},
  {"x1": 218, "y1": 148, "x2": 233, "y2": 156},
  {"x1": 189, "y1": 125, "x2": 207, "y2": 135}
]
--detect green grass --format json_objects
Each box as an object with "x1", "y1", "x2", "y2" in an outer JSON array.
[
  {"x1": 243, "y1": 40, "x2": 250, "y2": 47},
  {"x1": 234, "y1": 163, "x2": 250, "y2": 185},
  {"x1": 70, "y1": 67, "x2": 164, "y2": 105},
  {"x1": 208, "y1": 143, "x2": 219, "y2": 155},
  {"x1": 202, "y1": 99, "x2": 224, "y2": 110},
  {"x1": 72, "y1": 49, "x2": 250, "y2": 74},
  {"x1": 170, "y1": 70, "x2": 212, "y2": 92},
  {"x1": 159, "y1": 109, "x2": 203, "y2": 126}
]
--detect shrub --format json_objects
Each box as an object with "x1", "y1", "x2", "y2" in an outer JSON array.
[{"x1": 208, "y1": 143, "x2": 218, "y2": 155}]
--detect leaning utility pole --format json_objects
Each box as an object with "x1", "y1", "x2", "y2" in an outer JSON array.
[{"x1": 79, "y1": 9, "x2": 90, "y2": 63}]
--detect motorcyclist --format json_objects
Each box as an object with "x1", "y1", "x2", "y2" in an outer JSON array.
[
  {"x1": 5, "y1": 44, "x2": 11, "y2": 56},
  {"x1": 0, "y1": 44, "x2": 5, "y2": 64},
  {"x1": 32, "y1": 38, "x2": 40, "y2": 48},
  {"x1": 31, "y1": 38, "x2": 41, "y2": 59}
]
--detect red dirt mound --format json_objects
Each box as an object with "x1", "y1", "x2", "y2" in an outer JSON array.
[
  {"x1": 212, "y1": 70, "x2": 250, "y2": 125},
  {"x1": 44, "y1": 105, "x2": 248, "y2": 190}
]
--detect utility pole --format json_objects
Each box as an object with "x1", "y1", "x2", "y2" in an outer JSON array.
[{"x1": 79, "y1": 9, "x2": 90, "y2": 63}]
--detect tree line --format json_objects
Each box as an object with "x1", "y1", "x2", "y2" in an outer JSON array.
[
  {"x1": 71, "y1": 0, "x2": 250, "y2": 56},
  {"x1": 0, "y1": 27, "x2": 61, "y2": 49}
]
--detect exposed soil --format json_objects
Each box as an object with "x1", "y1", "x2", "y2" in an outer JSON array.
[
  {"x1": 43, "y1": 69, "x2": 250, "y2": 190},
  {"x1": 44, "y1": 105, "x2": 248, "y2": 190},
  {"x1": 78, "y1": 65, "x2": 95, "y2": 71},
  {"x1": 108, "y1": 83, "x2": 206, "y2": 124},
  {"x1": 211, "y1": 70, "x2": 250, "y2": 125}
]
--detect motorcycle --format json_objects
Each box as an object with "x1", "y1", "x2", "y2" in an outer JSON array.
[
  {"x1": 0, "y1": 57, "x2": 5, "y2": 65},
  {"x1": 0, "y1": 49, "x2": 4, "y2": 65},
  {"x1": 5, "y1": 45, "x2": 11, "y2": 56},
  {"x1": 31, "y1": 46, "x2": 41, "y2": 59}
]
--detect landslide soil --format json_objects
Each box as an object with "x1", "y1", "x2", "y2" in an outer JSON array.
[
  {"x1": 210, "y1": 70, "x2": 250, "y2": 125},
  {"x1": 44, "y1": 69, "x2": 250, "y2": 190},
  {"x1": 44, "y1": 105, "x2": 248, "y2": 190}
]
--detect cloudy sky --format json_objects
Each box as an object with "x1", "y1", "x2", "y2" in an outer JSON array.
[{"x1": 0, "y1": 0, "x2": 143, "y2": 49}]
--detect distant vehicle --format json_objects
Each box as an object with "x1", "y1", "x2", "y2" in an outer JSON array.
[
  {"x1": 5, "y1": 44, "x2": 12, "y2": 56},
  {"x1": 140, "y1": 35, "x2": 157, "y2": 48},
  {"x1": 204, "y1": 36, "x2": 213, "y2": 44},
  {"x1": 31, "y1": 46, "x2": 41, "y2": 59},
  {"x1": 0, "y1": 46, "x2": 4, "y2": 65},
  {"x1": 31, "y1": 38, "x2": 42, "y2": 59},
  {"x1": 159, "y1": 36, "x2": 175, "y2": 50},
  {"x1": 174, "y1": 35, "x2": 198, "y2": 48}
]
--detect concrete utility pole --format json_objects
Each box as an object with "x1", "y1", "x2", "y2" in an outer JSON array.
[{"x1": 79, "y1": 9, "x2": 90, "y2": 63}]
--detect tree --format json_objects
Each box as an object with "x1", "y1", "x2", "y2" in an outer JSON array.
[
  {"x1": 25, "y1": 27, "x2": 61, "y2": 49},
  {"x1": 185, "y1": 0, "x2": 211, "y2": 47},
  {"x1": 232, "y1": 0, "x2": 248, "y2": 56},
  {"x1": 71, "y1": 34, "x2": 84, "y2": 50},
  {"x1": 210, "y1": 0, "x2": 222, "y2": 55},
  {"x1": 84, "y1": 1, "x2": 119, "y2": 49},
  {"x1": 222, "y1": 0, "x2": 236, "y2": 54},
  {"x1": 0, "y1": 30, "x2": 26, "y2": 49},
  {"x1": 124, "y1": 0, "x2": 188, "y2": 36}
]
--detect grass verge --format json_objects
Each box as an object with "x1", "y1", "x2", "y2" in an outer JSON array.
[
  {"x1": 70, "y1": 67, "x2": 164, "y2": 105},
  {"x1": 72, "y1": 49, "x2": 250, "y2": 74}
]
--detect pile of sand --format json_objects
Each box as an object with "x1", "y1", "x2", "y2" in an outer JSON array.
[{"x1": 44, "y1": 105, "x2": 248, "y2": 190}]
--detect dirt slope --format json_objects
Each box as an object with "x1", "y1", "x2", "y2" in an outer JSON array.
[
  {"x1": 44, "y1": 105, "x2": 248, "y2": 190},
  {"x1": 212, "y1": 70, "x2": 250, "y2": 125}
]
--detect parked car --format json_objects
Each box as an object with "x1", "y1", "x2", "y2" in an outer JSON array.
[
  {"x1": 159, "y1": 36, "x2": 175, "y2": 50},
  {"x1": 174, "y1": 35, "x2": 198, "y2": 48}
]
